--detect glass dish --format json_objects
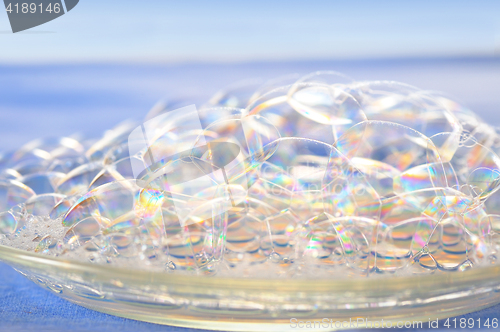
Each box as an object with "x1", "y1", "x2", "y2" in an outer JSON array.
[{"x1": 1, "y1": 243, "x2": 499, "y2": 331}]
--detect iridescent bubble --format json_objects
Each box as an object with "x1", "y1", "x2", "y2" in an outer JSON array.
[
  {"x1": 380, "y1": 188, "x2": 446, "y2": 225},
  {"x1": 56, "y1": 162, "x2": 104, "y2": 195},
  {"x1": 64, "y1": 216, "x2": 101, "y2": 247},
  {"x1": 102, "y1": 143, "x2": 131, "y2": 165},
  {"x1": 329, "y1": 215, "x2": 379, "y2": 273},
  {"x1": 430, "y1": 92, "x2": 495, "y2": 148},
  {"x1": 0, "y1": 168, "x2": 22, "y2": 180},
  {"x1": 63, "y1": 180, "x2": 141, "y2": 228},
  {"x1": 295, "y1": 213, "x2": 345, "y2": 266},
  {"x1": 260, "y1": 208, "x2": 300, "y2": 261},
  {"x1": 241, "y1": 114, "x2": 281, "y2": 162},
  {"x1": 0, "y1": 211, "x2": 17, "y2": 235},
  {"x1": 467, "y1": 167, "x2": 500, "y2": 201},
  {"x1": 225, "y1": 204, "x2": 266, "y2": 264},
  {"x1": 350, "y1": 158, "x2": 399, "y2": 197},
  {"x1": 8, "y1": 145, "x2": 50, "y2": 168},
  {"x1": 334, "y1": 121, "x2": 440, "y2": 173},
  {"x1": 394, "y1": 163, "x2": 459, "y2": 194},
  {"x1": 63, "y1": 180, "x2": 165, "y2": 252},
  {"x1": 86, "y1": 121, "x2": 137, "y2": 161},
  {"x1": 348, "y1": 81, "x2": 428, "y2": 126},
  {"x1": 12, "y1": 159, "x2": 50, "y2": 176},
  {"x1": 323, "y1": 149, "x2": 381, "y2": 220},
  {"x1": 13, "y1": 137, "x2": 84, "y2": 162},
  {"x1": 0, "y1": 179, "x2": 36, "y2": 212},
  {"x1": 35, "y1": 235, "x2": 56, "y2": 253},
  {"x1": 197, "y1": 107, "x2": 246, "y2": 129},
  {"x1": 2, "y1": 72, "x2": 500, "y2": 278},
  {"x1": 287, "y1": 83, "x2": 366, "y2": 137},
  {"x1": 89, "y1": 156, "x2": 144, "y2": 190},
  {"x1": 20, "y1": 172, "x2": 65, "y2": 194},
  {"x1": 250, "y1": 73, "x2": 302, "y2": 103},
  {"x1": 452, "y1": 138, "x2": 500, "y2": 195},
  {"x1": 263, "y1": 138, "x2": 331, "y2": 196},
  {"x1": 25, "y1": 193, "x2": 66, "y2": 216},
  {"x1": 47, "y1": 157, "x2": 87, "y2": 174},
  {"x1": 49, "y1": 195, "x2": 79, "y2": 219},
  {"x1": 246, "y1": 83, "x2": 365, "y2": 144},
  {"x1": 101, "y1": 233, "x2": 136, "y2": 258}
]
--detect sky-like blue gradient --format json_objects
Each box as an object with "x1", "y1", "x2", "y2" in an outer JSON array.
[
  {"x1": 1, "y1": 1, "x2": 500, "y2": 150},
  {"x1": 0, "y1": 0, "x2": 499, "y2": 63}
]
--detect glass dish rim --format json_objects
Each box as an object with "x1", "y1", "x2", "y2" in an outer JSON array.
[{"x1": 1, "y1": 243, "x2": 499, "y2": 294}]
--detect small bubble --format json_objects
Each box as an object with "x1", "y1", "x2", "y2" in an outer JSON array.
[
  {"x1": 459, "y1": 260, "x2": 473, "y2": 272},
  {"x1": 165, "y1": 261, "x2": 176, "y2": 271},
  {"x1": 269, "y1": 251, "x2": 282, "y2": 263}
]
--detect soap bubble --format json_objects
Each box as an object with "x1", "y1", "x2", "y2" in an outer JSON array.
[
  {"x1": 20, "y1": 172, "x2": 65, "y2": 194},
  {"x1": 0, "y1": 179, "x2": 35, "y2": 212},
  {"x1": 2, "y1": 70, "x2": 500, "y2": 279},
  {"x1": 0, "y1": 211, "x2": 17, "y2": 235},
  {"x1": 25, "y1": 193, "x2": 66, "y2": 216}
]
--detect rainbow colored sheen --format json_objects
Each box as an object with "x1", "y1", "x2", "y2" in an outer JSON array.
[{"x1": 2, "y1": 71, "x2": 500, "y2": 278}]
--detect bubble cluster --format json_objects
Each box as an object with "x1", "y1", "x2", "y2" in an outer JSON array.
[{"x1": 1, "y1": 71, "x2": 500, "y2": 278}]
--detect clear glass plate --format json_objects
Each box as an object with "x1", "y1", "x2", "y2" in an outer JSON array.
[{"x1": 1, "y1": 244, "x2": 499, "y2": 331}]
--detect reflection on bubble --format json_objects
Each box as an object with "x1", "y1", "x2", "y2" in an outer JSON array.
[
  {"x1": 25, "y1": 193, "x2": 66, "y2": 216},
  {"x1": 0, "y1": 180, "x2": 35, "y2": 213},
  {"x1": 0, "y1": 211, "x2": 17, "y2": 235}
]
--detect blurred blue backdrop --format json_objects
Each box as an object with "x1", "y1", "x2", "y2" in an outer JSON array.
[
  {"x1": 0, "y1": 0, "x2": 499, "y2": 63},
  {"x1": 1, "y1": 59, "x2": 499, "y2": 151},
  {"x1": 0, "y1": 1, "x2": 499, "y2": 150}
]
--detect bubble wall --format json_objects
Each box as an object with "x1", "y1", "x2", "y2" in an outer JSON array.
[{"x1": 1, "y1": 71, "x2": 500, "y2": 279}]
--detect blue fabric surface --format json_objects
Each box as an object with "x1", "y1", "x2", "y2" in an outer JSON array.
[
  {"x1": 1, "y1": 60, "x2": 500, "y2": 331},
  {"x1": 0, "y1": 262, "x2": 205, "y2": 332},
  {"x1": 1, "y1": 261, "x2": 499, "y2": 332}
]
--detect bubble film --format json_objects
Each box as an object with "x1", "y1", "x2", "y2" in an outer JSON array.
[{"x1": 1, "y1": 71, "x2": 500, "y2": 279}]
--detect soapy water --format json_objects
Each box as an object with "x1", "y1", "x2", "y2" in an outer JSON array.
[{"x1": 1, "y1": 71, "x2": 500, "y2": 278}]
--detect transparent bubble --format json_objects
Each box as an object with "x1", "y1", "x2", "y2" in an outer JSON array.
[
  {"x1": 334, "y1": 121, "x2": 440, "y2": 173},
  {"x1": 89, "y1": 156, "x2": 144, "y2": 190},
  {"x1": 20, "y1": 172, "x2": 65, "y2": 194},
  {"x1": 47, "y1": 157, "x2": 87, "y2": 174},
  {"x1": 49, "y1": 195, "x2": 79, "y2": 220},
  {"x1": 288, "y1": 83, "x2": 366, "y2": 129},
  {"x1": 0, "y1": 168, "x2": 22, "y2": 181},
  {"x1": 250, "y1": 73, "x2": 302, "y2": 103},
  {"x1": 12, "y1": 159, "x2": 50, "y2": 176},
  {"x1": 56, "y1": 162, "x2": 104, "y2": 195},
  {"x1": 1, "y1": 72, "x2": 499, "y2": 278},
  {"x1": 0, "y1": 211, "x2": 17, "y2": 235},
  {"x1": 14, "y1": 137, "x2": 84, "y2": 161},
  {"x1": 25, "y1": 193, "x2": 66, "y2": 216},
  {"x1": 86, "y1": 121, "x2": 137, "y2": 161},
  {"x1": 246, "y1": 83, "x2": 365, "y2": 144},
  {"x1": 0, "y1": 179, "x2": 36, "y2": 212}
]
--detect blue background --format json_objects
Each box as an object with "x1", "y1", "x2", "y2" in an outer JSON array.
[{"x1": 0, "y1": 1, "x2": 499, "y2": 63}]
